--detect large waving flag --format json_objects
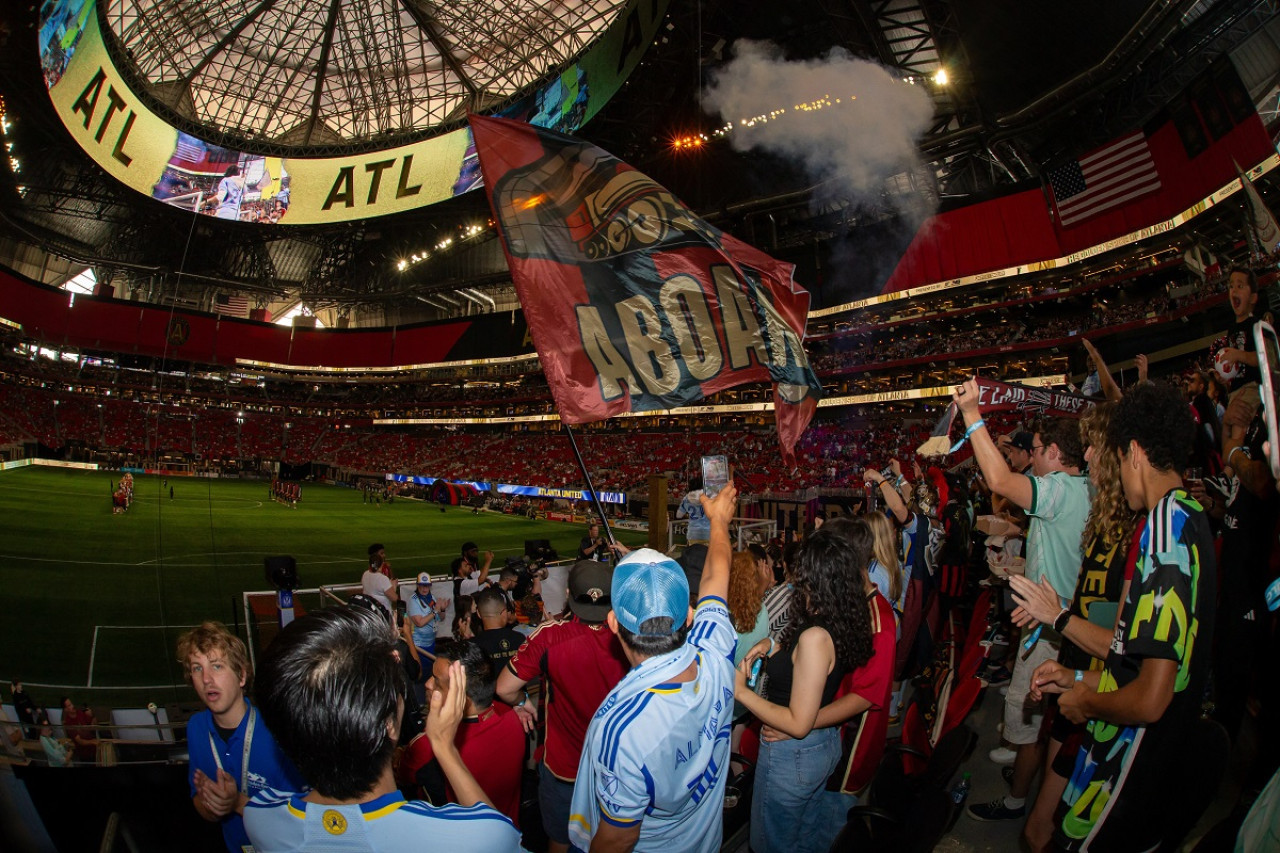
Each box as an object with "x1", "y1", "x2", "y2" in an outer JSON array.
[
  {"x1": 1237, "y1": 161, "x2": 1280, "y2": 255},
  {"x1": 468, "y1": 114, "x2": 821, "y2": 459}
]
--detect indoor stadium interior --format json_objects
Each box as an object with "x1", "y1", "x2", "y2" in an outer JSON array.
[{"x1": 1, "y1": 0, "x2": 1279, "y2": 851}]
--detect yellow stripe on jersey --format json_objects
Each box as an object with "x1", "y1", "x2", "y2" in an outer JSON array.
[{"x1": 363, "y1": 800, "x2": 406, "y2": 820}]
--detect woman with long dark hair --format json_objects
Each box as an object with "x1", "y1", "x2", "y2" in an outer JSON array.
[{"x1": 735, "y1": 526, "x2": 875, "y2": 853}]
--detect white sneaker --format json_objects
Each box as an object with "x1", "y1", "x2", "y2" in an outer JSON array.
[{"x1": 989, "y1": 746, "x2": 1018, "y2": 765}]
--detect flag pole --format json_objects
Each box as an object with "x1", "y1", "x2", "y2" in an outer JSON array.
[{"x1": 563, "y1": 423, "x2": 618, "y2": 547}]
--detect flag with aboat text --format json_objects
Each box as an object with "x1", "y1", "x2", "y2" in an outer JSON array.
[{"x1": 468, "y1": 114, "x2": 822, "y2": 458}]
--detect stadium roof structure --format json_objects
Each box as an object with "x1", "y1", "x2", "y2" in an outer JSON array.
[
  {"x1": 0, "y1": 0, "x2": 1277, "y2": 326},
  {"x1": 101, "y1": 0, "x2": 631, "y2": 152}
]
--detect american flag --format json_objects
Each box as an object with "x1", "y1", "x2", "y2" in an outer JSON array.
[
  {"x1": 1047, "y1": 131, "x2": 1161, "y2": 228},
  {"x1": 215, "y1": 293, "x2": 250, "y2": 318}
]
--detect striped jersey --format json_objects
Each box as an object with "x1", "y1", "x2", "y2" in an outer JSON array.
[
  {"x1": 572, "y1": 596, "x2": 737, "y2": 852},
  {"x1": 244, "y1": 789, "x2": 522, "y2": 852}
]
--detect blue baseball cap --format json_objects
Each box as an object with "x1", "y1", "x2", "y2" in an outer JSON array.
[{"x1": 612, "y1": 548, "x2": 690, "y2": 636}]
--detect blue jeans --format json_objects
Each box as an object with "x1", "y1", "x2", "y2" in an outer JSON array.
[{"x1": 750, "y1": 726, "x2": 842, "y2": 853}]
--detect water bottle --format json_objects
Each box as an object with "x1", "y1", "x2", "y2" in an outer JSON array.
[{"x1": 950, "y1": 772, "x2": 971, "y2": 806}]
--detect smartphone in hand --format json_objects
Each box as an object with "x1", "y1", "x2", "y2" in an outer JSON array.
[{"x1": 701, "y1": 455, "x2": 730, "y2": 498}]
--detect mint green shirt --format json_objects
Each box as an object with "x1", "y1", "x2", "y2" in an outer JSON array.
[{"x1": 1026, "y1": 471, "x2": 1091, "y2": 599}]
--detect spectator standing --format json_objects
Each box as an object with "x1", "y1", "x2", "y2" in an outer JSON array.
[
  {"x1": 757, "y1": 516, "x2": 896, "y2": 851},
  {"x1": 727, "y1": 549, "x2": 770, "y2": 722},
  {"x1": 569, "y1": 484, "x2": 740, "y2": 853},
  {"x1": 361, "y1": 556, "x2": 398, "y2": 618},
  {"x1": 734, "y1": 523, "x2": 875, "y2": 853},
  {"x1": 495, "y1": 561, "x2": 628, "y2": 853},
  {"x1": 1030, "y1": 382, "x2": 1215, "y2": 852},
  {"x1": 473, "y1": 588, "x2": 526, "y2": 673},
  {"x1": 953, "y1": 378, "x2": 1090, "y2": 824},
  {"x1": 244, "y1": 607, "x2": 521, "y2": 851},
  {"x1": 452, "y1": 541, "x2": 494, "y2": 600},
  {"x1": 399, "y1": 641, "x2": 525, "y2": 826},
  {"x1": 406, "y1": 573, "x2": 447, "y2": 660},
  {"x1": 10, "y1": 680, "x2": 36, "y2": 739},
  {"x1": 762, "y1": 542, "x2": 798, "y2": 644},
  {"x1": 1006, "y1": 403, "x2": 1143, "y2": 850},
  {"x1": 1217, "y1": 266, "x2": 1262, "y2": 454},
  {"x1": 676, "y1": 475, "x2": 710, "y2": 544},
  {"x1": 368, "y1": 543, "x2": 395, "y2": 582},
  {"x1": 577, "y1": 522, "x2": 609, "y2": 561},
  {"x1": 178, "y1": 622, "x2": 303, "y2": 853}
]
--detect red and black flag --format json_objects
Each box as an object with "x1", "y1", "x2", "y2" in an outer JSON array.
[{"x1": 468, "y1": 114, "x2": 822, "y2": 459}]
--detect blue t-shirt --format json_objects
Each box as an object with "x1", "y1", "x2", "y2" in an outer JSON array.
[
  {"x1": 678, "y1": 490, "x2": 710, "y2": 542},
  {"x1": 574, "y1": 596, "x2": 737, "y2": 853},
  {"x1": 187, "y1": 700, "x2": 305, "y2": 852},
  {"x1": 244, "y1": 789, "x2": 522, "y2": 852},
  {"x1": 406, "y1": 592, "x2": 442, "y2": 651}
]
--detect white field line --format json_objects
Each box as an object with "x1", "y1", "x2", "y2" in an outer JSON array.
[
  {"x1": 87, "y1": 625, "x2": 99, "y2": 688},
  {"x1": 12, "y1": 680, "x2": 189, "y2": 691},
  {"x1": 85, "y1": 624, "x2": 200, "y2": 689}
]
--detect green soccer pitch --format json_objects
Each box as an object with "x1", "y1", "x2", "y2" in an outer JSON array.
[{"x1": 0, "y1": 466, "x2": 647, "y2": 707}]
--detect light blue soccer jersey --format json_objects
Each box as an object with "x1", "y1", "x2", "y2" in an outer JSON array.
[
  {"x1": 572, "y1": 596, "x2": 737, "y2": 853},
  {"x1": 244, "y1": 789, "x2": 523, "y2": 852},
  {"x1": 678, "y1": 490, "x2": 710, "y2": 542}
]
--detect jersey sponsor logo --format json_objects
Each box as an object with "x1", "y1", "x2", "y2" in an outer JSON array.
[{"x1": 322, "y1": 809, "x2": 348, "y2": 835}]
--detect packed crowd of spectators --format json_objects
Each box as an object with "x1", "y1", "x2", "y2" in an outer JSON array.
[{"x1": 812, "y1": 283, "x2": 1213, "y2": 374}]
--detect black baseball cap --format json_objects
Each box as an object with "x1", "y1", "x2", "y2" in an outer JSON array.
[
  {"x1": 568, "y1": 560, "x2": 613, "y2": 622},
  {"x1": 1008, "y1": 432, "x2": 1034, "y2": 452}
]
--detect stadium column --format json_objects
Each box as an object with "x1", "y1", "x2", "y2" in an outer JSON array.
[{"x1": 647, "y1": 474, "x2": 668, "y2": 551}]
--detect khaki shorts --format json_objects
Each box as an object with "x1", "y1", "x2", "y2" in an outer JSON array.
[
  {"x1": 1224, "y1": 382, "x2": 1260, "y2": 431},
  {"x1": 1003, "y1": 628, "x2": 1060, "y2": 745}
]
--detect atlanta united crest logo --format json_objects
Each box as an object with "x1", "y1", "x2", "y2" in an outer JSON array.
[{"x1": 167, "y1": 317, "x2": 190, "y2": 346}]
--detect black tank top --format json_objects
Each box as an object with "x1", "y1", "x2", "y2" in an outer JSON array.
[{"x1": 764, "y1": 618, "x2": 847, "y2": 708}]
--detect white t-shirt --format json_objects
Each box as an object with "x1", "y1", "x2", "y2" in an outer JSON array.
[{"x1": 361, "y1": 570, "x2": 394, "y2": 614}]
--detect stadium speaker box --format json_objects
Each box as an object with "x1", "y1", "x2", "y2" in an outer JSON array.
[
  {"x1": 249, "y1": 307, "x2": 271, "y2": 322},
  {"x1": 265, "y1": 555, "x2": 298, "y2": 591}
]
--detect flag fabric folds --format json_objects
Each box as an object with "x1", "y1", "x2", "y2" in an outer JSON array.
[
  {"x1": 1047, "y1": 131, "x2": 1161, "y2": 228},
  {"x1": 922, "y1": 378, "x2": 1092, "y2": 457},
  {"x1": 468, "y1": 114, "x2": 822, "y2": 459},
  {"x1": 1236, "y1": 161, "x2": 1280, "y2": 255},
  {"x1": 214, "y1": 293, "x2": 249, "y2": 318}
]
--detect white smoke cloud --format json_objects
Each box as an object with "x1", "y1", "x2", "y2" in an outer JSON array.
[{"x1": 702, "y1": 41, "x2": 935, "y2": 207}]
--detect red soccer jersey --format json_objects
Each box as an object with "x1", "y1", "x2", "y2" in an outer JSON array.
[
  {"x1": 831, "y1": 590, "x2": 897, "y2": 795},
  {"x1": 507, "y1": 615, "x2": 629, "y2": 780},
  {"x1": 398, "y1": 702, "x2": 526, "y2": 826}
]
